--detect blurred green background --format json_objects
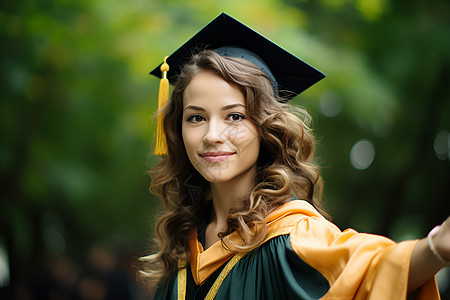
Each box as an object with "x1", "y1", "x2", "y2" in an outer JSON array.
[{"x1": 1, "y1": 0, "x2": 449, "y2": 299}]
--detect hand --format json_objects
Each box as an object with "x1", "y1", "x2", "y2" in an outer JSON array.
[{"x1": 429, "y1": 216, "x2": 450, "y2": 266}]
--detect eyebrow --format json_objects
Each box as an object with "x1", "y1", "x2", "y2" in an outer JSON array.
[
  {"x1": 184, "y1": 103, "x2": 246, "y2": 112},
  {"x1": 184, "y1": 105, "x2": 205, "y2": 112},
  {"x1": 221, "y1": 103, "x2": 246, "y2": 111}
]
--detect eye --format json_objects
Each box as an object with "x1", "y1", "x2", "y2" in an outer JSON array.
[
  {"x1": 227, "y1": 113, "x2": 245, "y2": 122},
  {"x1": 187, "y1": 114, "x2": 205, "y2": 123}
]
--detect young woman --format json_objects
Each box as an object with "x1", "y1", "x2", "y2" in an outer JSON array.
[{"x1": 141, "y1": 14, "x2": 449, "y2": 300}]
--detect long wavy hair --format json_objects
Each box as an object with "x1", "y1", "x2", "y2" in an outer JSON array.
[{"x1": 140, "y1": 50, "x2": 327, "y2": 288}]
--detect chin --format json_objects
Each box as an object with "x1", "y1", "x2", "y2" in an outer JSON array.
[{"x1": 199, "y1": 171, "x2": 233, "y2": 183}]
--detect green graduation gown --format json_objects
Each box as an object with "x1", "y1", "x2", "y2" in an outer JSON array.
[{"x1": 153, "y1": 200, "x2": 441, "y2": 300}]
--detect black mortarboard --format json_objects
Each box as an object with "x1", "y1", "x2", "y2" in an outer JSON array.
[{"x1": 150, "y1": 12, "x2": 325, "y2": 100}]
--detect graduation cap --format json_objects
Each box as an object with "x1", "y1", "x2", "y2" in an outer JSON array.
[{"x1": 151, "y1": 12, "x2": 325, "y2": 155}]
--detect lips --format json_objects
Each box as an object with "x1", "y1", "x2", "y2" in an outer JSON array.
[{"x1": 199, "y1": 151, "x2": 235, "y2": 163}]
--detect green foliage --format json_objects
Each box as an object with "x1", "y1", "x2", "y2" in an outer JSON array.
[{"x1": 1, "y1": 0, "x2": 449, "y2": 297}]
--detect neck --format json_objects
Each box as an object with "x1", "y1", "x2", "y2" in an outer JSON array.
[{"x1": 209, "y1": 165, "x2": 257, "y2": 230}]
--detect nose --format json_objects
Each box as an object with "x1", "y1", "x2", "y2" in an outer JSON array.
[{"x1": 203, "y1": 119, "x2": 226, "y2": 144}]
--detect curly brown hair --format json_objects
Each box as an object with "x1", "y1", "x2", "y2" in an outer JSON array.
[{"x1": 140, "y1": 50, "x2": 327, "y2": 288}]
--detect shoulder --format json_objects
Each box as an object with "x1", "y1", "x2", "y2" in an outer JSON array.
[
  {"x1": 275, "y1": 200, "x2": 396, "y2": 257},
  {"x1": 261, "y1": 199, "x2": 344, "y2": 260},
  {"x1": 265, "y1": 199, "x2": 339, "y2": 235}
]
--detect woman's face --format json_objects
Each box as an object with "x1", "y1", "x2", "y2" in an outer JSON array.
[{"x1": 181, "y1": 70, "x2": 260, "y2": 184}]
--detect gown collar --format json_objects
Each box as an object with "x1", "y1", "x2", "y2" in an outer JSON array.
[{"x1": 188, "y1": 199, "x2": 323, "y2": 285}]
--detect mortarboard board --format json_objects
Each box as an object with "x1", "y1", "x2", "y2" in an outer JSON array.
[
  {"x1": 150, "y1": 12, "x2": 325, "y2": 100},
  {"x1": 151, "y1": 12, "x2": 325, "y2": 155}
]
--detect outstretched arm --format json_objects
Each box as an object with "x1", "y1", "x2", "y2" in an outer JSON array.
[{"x1": 408, "y1": 217, "x2": 450, "y2": 294}]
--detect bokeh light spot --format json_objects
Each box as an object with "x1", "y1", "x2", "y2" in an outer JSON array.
[
  {"x1": 0, "y1": 240, "x2": 10, "y2": 287},
  {"x1": 433, "y1": 130, "x2": 449, "y2": 160},
  {"x1": 320, "y1": 91, "x2": 342, "y2": 117},
  {"x1": 350, "y1": 139, "x2": 375, "y2": 170}
]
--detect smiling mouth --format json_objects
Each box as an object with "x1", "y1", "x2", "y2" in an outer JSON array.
[{"x1": 199, "y1": 151, "x2": 235, "y2": 163}]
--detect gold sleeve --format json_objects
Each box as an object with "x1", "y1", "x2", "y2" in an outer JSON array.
[{"x1": 290, "y1": 216, "x2": 440, "y2": 300}]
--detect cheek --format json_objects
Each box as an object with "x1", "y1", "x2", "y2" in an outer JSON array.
[
  {"x1": 182, "y1": 125, "x2": 202, "y2": 156},
  {"x1": 231, "y1": 124, "x2": 260, "y2": 152},
  {"x1": 248, "y1": 126, "x2": 261, "y2": 159},
  {"x1": 181, "y1": 126, "x2": 192, "y2": 154},
  {"x1": 248, "y1": 136, "x2": 261, "y2": 159}
]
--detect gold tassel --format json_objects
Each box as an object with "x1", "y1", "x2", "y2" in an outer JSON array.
[{"x1": 154, "y1": 56, "x2": 169, "y2": 156}]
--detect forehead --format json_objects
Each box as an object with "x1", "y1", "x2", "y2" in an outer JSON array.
[{"x1": 182, "y1": 70, "x2": 245, "y2": 108}]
